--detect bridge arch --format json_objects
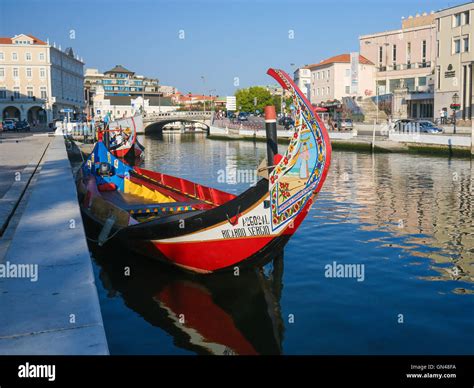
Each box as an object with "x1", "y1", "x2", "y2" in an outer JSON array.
[
  {"x1": 143, "y1": 111, "x2": 212, "y2": 135},
  {"x1": 144, "y1": 119, "x2": 209, "y2": 135}
]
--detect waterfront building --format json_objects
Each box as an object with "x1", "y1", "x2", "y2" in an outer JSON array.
[
  {"x1": 91, "y1": 88, "x2": 176, "y2": 120},
  {"x1": 293, "y1": 67, "x2": 311, "y2": 100},
  {"x1": 158, "y1": 84, "x2": 178, "y2": 96},
  {"x1": 84, "y1": 65, "x2": 167, "y2": 117},
  {"x1": 359, "y1": 13, "x2": 436, "y2": 120},
  {"x1": 214, "y1": 96, "x2": 227, "y2": 109},
  {"x1": 170, "y1": 92, "x2": 216, "y2": 108},
  {"x1": 307, "y1": 54, "x2": 376, "y2": 105},
  {"x1": 434, "y1": 2, "x2": 473, "y2": 125},
  {"x1": 0, "y1": 34, "x2": 84, "y2": 123},
  {"x1": 84, "y1": 65, "x2": 160, "y2": 97}
]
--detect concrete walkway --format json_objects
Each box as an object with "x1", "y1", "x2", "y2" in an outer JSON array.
[{"x1": 0, "y1": 135, "x2": 109, "y2": 355}]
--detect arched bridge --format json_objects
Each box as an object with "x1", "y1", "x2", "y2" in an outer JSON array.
[{"x1": 143, "y1": 111, "x2": 213, "y2": 134}]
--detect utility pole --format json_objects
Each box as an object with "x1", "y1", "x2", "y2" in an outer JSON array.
[{"x1": 201, "y1": 76, "x2": 206, "y2": 113}]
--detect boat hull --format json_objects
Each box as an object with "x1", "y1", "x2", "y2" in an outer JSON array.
[{"x1": 80, "y1": 192, "x2": 311, "y2": 273}]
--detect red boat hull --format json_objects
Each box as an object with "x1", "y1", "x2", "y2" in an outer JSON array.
[{"x1": 128, "y1": 199, "x2": 312, "y2": 273}]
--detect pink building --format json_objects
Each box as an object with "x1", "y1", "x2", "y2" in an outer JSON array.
[{"x1": 359, "y1": 12, "x2": 437, "y2": 119}]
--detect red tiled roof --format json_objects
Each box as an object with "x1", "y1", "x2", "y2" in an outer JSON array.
[
  {"x1": 306, "y1": 54, "x2": 373, "y2": 69},
  {"x1": 26, "y1": 35, "x2": 47, "y2": 45},
  {"x1": 0, "y1": 35, "x2": 47, "y2": 45}
]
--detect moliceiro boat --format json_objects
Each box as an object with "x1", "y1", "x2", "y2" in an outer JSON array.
[
  {"x1": 103, "y1": 114, "x2": 145, "y2": 165},
  {"x1": 76, "y1": 68, "x2": 332, "y2": 273}
]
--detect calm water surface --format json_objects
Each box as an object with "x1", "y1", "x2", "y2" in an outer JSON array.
[{"x1": 91, "y1": 133, "x2": 474, "y2": 355}]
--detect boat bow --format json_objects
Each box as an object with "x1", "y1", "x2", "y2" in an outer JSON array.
[{"x1": 266, "y1": 68, "x2": 332, "y2": 231}]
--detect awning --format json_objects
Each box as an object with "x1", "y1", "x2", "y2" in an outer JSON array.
[{"x1": 405, "y1": 93, "x2": 434, "y2": 101}]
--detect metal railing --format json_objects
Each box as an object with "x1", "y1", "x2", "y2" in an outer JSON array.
[
  {"x1": 145, "y1": 111, "x2": 212, "y2": 120},
  {"x1": 377, "y1": 61, "x2": 432, "y2": 72}
]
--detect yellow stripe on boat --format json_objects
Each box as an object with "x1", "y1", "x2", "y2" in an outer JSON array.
[{"x1": 124, "y1": 178, "x2": 175, "y2": 203}]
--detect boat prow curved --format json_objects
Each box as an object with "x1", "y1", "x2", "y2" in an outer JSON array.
[{"x1": 77, "y1": 68, "x2": 331, "y2": 273}]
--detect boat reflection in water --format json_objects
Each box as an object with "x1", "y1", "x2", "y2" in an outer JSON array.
[{"x1": 92, "y1": 245, "x2": 285, "y2": 355}]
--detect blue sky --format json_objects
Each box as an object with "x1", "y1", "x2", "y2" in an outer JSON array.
[{"x1": 0, "y1": 0, "x2": 458, "y2": 95}]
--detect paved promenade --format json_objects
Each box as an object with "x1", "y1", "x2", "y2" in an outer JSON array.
[{"x1": 0, "y1": 134, "x2": 109, "y2": 355}]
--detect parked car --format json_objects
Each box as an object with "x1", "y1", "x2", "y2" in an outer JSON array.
[
  {"x1": 278, "y1": 116, "x2": 294, "y2": 129},
  {"x1": 338, "y1": 118, "x2": 353, "y2": 131},
  {"x1": 393, "y1": 119, "x2": 415, "y2": 132},
  {"x1": 238, "y1": 112, "x2": 249, "y2": 121},
  {"x1": 2, "y1": 119, "x2": 17, "y2": 131},
  {"x1": 417, "y1": 120, "x2": 443, "y2": 133},
  {"x1": 15, "y1": 119, "x2": 31, "y2": 132}
]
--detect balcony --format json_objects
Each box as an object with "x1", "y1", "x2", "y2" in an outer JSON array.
[
  {"x1": 377, "y1": 62, "x2": 432, "y2": 72},
  {"x1": 2, "y1": 96, "x2": 47, "y2": 103}
]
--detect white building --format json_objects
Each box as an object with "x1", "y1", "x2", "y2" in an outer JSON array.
[
  {"x1": 0, "y1": 34, "x2": 84, "y2": 123},
  {"x1": 158, "y1": 84, "x2": 178, "y2": 96},
  {"x1": 293, "y1": 67, "x2": 311, "y2": 100},
  {"x1": 92, "y1": 87, "x2": 176, "y2": 120},
  {"x1": 307, "y1": 53, "x2": 376, "y2": 105}
]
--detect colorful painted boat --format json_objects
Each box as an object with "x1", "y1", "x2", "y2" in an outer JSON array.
[
  {"x1": 104, "y1": 115, "x2": 145, "y2": 165},
  {"x1": 77, "y1": 68, "x2": 332, "y2": 273}
]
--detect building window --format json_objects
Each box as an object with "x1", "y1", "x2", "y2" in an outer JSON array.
[
  {"x1": 40, "y1": 67, "x2": 46, "y2": 78},
  {"x1": 320, "y1": 71, "x2": 323, "y2": 80},
  {"x1": 454, "y1": 13, "x2": 462, "y2": 27},
  {"x1": 25, "y1": 52, "x2": 32, "y2": 61},
  {"x1": 0, "y1": 52, "x2": 4, "y2": 61},
  {"x1": 407, "y1": 42, "x2": 411, "y2": 65},
  {"x1": 345, "y1": 85, "x2": 350, "y2": 94},
  {"x1": 316, "y1": 88, "x2": 319, "y2": 96},
  {"x1": 463, "y1": 36, "x2": 469, "y2": 52},
  {"x1": 26, "y1": 67, "x2": 32, "y2": 78},
  {"x1": 12, "y1": 52, "x2": 18, "y2": 61},
  {"x1": 0, "y1": 87, "x2": 6, "y2": 99},
  {"x1": 27, "y1": 87, "x2": 34, "y2": 98},
  {"x1": 436, "y1": 40, "x2": 439, "y2": 57},
  {"x1": 13, "y1": 87, "x2": 20, "y2": 99},
  {"x1": 39, "y1": 52, "x2": 45, "y2": 61},
  {"x1": 418, "y1": 77, "x2": 427, "y2": 86},
  {"x1": 0, "y1": 68, "x2": 4, "y2": 78},
  {"x1": 436, "y1": 66, "x2": 441, "y2": 89},
  {"x1": 392, "y1": 44, "x2": 397, "y2": 64},
  {"x1": 405, "y1": 78, "x2": 415, "y2": 91},
  {"x1": 454, "y1": 38, "x2": 461, "y2": 54},
  {"x1": 327, "y1": 70, "x2": 330, "y2": 78},
  {"x1": 422, "y1": 40, "x2": 427, "y2": 62},
  {"x1": 464, "y1": 11, "x2": 470, "y2": 25},
  {"x1": 40, "y1": 87, "x2": 47, "y2": 99},
  {"x1": 345, "y1": 68, "x2": 350, "y2": 77},
  {"x1": 327, "y1": 86, "x2": 330, "y2": 95},
  {"x1": 378, "y1": 46, "x2": 383, "y2": 64},
  {"x1": 13, "y1": 68, "x2": 19, "y2": 78}
]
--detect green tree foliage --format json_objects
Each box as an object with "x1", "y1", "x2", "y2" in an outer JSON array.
[{"x1": 235, "y1": 87, "x2": 287, "y2": 113}]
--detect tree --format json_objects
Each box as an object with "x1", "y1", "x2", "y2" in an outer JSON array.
[{"x1": 235, "y1": 86, "x2": 275, "y2": 113}]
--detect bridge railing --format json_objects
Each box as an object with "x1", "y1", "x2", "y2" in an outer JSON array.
[{"x1": 145, "y1": 111, "x2": 212, "y2": 121}]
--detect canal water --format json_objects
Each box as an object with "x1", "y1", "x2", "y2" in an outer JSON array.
[{"x1": 90, "y1": 133, "x2": 474, "y2": 355}]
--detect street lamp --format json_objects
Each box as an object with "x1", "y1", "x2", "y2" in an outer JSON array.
[
  {"x1": 201, "y1": 76, "x2": 206, "y2": 113},
  {"x1": 451, "y1": 93, "x2": 460, "y2": 134}
]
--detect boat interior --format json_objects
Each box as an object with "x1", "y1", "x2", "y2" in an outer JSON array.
[{"x1": 92, "y1": 162, "x2": 238, "y2": 222}]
